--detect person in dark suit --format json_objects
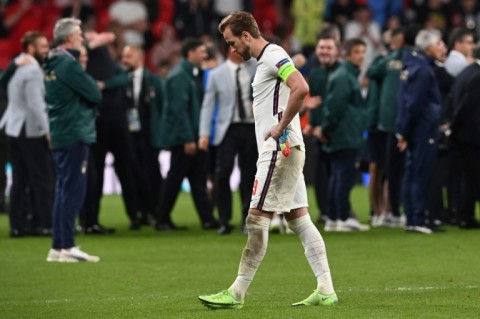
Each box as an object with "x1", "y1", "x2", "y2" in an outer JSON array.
[
  {"x1": 156, "y1": 38, "x2": 218, "y2": 231},
  {"x1": 198, "y1": 46, "x2": 257, "y2": 235},
  {"x1": 449, "y1": 45, "x2": 480, "y2": 229},
  {"x1": 396, "y1": 29, "x2": 444, "y2": 234},
  {"x1": 120, "y1": 45, "x2": 165, "y2": 226},
  {"x1": 426, "y1": 40, "x2": 456, "y2": 226},
  {"x1": 85, "y1": 35, "x2": 142, "y2": 232},
  {"x1": 0, "y1": 31, "x2": 54, "y2": 237}
]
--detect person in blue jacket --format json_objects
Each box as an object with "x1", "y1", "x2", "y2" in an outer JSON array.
[{"x1": 396, "y1": 29, "x2": 444, "y2": 234}]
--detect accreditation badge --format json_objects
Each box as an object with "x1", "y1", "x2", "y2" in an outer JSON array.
[{"x1": 127, "y1": 108, "x2": 141, "y2": 132}]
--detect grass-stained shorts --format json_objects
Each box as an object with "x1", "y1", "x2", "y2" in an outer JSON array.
[{"x1": 250, "y1": 144, "x2": 308, "y2": 213}]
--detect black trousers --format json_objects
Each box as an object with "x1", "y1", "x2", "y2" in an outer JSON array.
[
  {"x1": 7, "y1": 132, "x2": 54, "y2": 231},
  {"x1": 327, "y1": 149, "x2": 358, "y2": 221},
  {"x1": 131, "y1": 132, "x2": 162, "y2": 219},
  {"x1": 456, "y1": 142, "x2": 480, "y2": 223},
  {"x1": 385, "y1": 133, "x2": 405, "y2": 216},
  {"x1": 426, "y1": 147, "x2": 462, "y2": 222},
  {"x1": 402, "y1": 138, "x2": 437, "y2": 227},
  {"x1": 79, "y1": 149, "x2": 99, "y2": 226},
  {"x1": 0, "y1": 128, "x2": 7, "y2": 212},
  {"x1": 157, "y1": 146, "x2": 215, "y2": 225},
  {"x1": 82, "y1": 115, "x2": 140, "y2": 225},
  {"x1": 215, "y1": 124, "x2": 257, "y2": 226}
]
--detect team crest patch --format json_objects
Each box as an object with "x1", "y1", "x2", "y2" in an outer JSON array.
[{"x1": 275, "y1": 58, "x2": 289, "y2": 69}]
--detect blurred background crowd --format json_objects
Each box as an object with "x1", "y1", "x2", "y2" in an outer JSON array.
[
  {"x1": 0, "y1": 0, "x2": 479, "y2": 74},
  {"x1": 1, "y1": 0, "x2": 480, "y2": 238}
]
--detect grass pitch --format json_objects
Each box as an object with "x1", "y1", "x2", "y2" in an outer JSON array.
[{"x1": 1, "y1": 187, "x2": 479, "y2": 318}]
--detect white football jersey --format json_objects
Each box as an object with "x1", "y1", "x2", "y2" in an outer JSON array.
[{"x1": 251, "y1": 43, "x2": 304, "y2": 153}]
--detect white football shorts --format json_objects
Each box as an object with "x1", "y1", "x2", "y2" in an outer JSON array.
[{"x1": 250, "y1": 145, "x2": 308, "y2": 213}]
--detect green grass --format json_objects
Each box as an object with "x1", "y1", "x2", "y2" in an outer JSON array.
[{"x1": 1, "y1": 186, "x2": 479, "y2": 318}]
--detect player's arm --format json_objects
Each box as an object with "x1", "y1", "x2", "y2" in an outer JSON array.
[
  {"x1": 281, "y1": 70, "x2": 309, "y2": 127},
  {"x1": 265, "y1": 66, "x2": 309, "y2": 141}
]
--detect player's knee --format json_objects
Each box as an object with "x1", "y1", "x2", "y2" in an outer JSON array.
[
  {"x1": 287, "y1": 214, "x2": 312, "y2": 233},
  {"x1": 245, "y1": 214, "x2": 271, "y2": 231}
]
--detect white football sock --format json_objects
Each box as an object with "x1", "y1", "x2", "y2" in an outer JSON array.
[
  {"x1": 229, "y1": 214, "x2": 270, "y2": 300},
  {"x1": 288, "y1": 214, "x2": 335, "y2": 295}
]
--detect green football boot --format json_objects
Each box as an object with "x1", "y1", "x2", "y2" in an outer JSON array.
[
  {"x1": 292, "y1": 290, "x2": 338, "y2": 306},
  {"x1": 198, "y1": 289, "x2": 244, "y2": 309}
]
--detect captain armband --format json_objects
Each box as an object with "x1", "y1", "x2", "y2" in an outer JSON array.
[{"x1": 276, "y1": 61, "x2": 297, "y2": 82}]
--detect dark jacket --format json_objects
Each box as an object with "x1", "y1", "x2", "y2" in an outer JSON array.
[
  {"x1": 365, "y1": 55, "x2": 384, "y2": 129},
  {"x1": 322, "y1": 60, "x2": 366, "y2": 153},
  {"x1": 450, "y1": 62, "x2": 480, "y2": 148},
  {"x1": 161, "y1": 59, "x2": 201, "y2": 148},
  {"x1": 367, "y1": 47, "x2": 408, "y2": 133},
  {"x1": 397, "y1": 50, "x2": 442, "y2": 143},
  {"x1": 432, "y1": 60, "x2": 454, "y2": 125},
  {"x1": 308, "y1": 61, "x2": 340, "y2": 128},
  {"x1": 103, "y1": 67, "x2": 166, "y2": 149},
  {"x1": 44, "y1": 48, "x2": 102, "y2": 149},
  {"x1": 86, "y1": 46, "x2": 126, "y2": 114}
]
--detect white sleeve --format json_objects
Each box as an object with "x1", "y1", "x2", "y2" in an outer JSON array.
[{"x1": 263, "y1": 46, "x2": 296, "y2": 81}]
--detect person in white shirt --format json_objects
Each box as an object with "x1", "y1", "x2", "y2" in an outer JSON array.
[
  {"x1": 344, "y1": 5, "x2": 383, "y2": 70},
  {"x1": 198, "y1": 46, "x2": 257, "y2": 235},
  {"x1": 0, "y1": 31, "x2": 53, "y2": 237},
  {"x1": 198, "y1": 11, "x2": 338, "y2": 309},
  {"x1": 444, "y1": 28, "x2": 474, "y2": 77}
]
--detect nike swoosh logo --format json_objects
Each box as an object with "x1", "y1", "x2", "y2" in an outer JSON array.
[{"x1": 321, "y1": 297, "x2": 330, "y2": 301}]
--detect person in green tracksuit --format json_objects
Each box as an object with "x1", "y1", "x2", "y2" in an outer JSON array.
[
  {"x1": 366, "y1": 27, "x2": 408, "y2": 225},
  {"x1": 45, "y1": 18, "x2": 102, "y2": 263},
  {"x1": 155, "y1": 38, "x2": 218, "y2": 231},
  {"x1": 321, "y1": 38, "x2": 370, "y2": 232}
]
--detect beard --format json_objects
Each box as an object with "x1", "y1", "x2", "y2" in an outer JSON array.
[
  {"x1": 123, "y1": 64, "x2": 135, "y2": 72},
  {"x1": 237, "y1": 45, "x2": 252, "y2": 61},
  {"x1": 33, "y1": 52, "x2": 45, "y2": 64}
]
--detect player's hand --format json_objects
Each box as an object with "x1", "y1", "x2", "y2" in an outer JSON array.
[
  {"x1": 184, "y1": 141, "x2": 197, "y2": 156},
  {"x1": 265, "y1": 124, "x2": 284, "y2": 141},
  {"x1": 198, "y1": 136, "x2": 209, "y2": 152}
]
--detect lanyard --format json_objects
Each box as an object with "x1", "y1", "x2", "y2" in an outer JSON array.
[{"x1": 54, "y1": 48, "x2": 76, "y2": 61}]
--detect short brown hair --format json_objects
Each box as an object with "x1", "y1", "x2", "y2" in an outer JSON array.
[
  {"x1": 343, "y1": 38, "x2": 366, "y2": 56},
  {"x1": 218, "y1": 11, "x2": 261, "y2": 39},
  {"x1": 181, "y1": 37, "x2": 204, "y2": 58},
  {"x1": 21, "y1": 31, "x2": 46, "y2": 52}
]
